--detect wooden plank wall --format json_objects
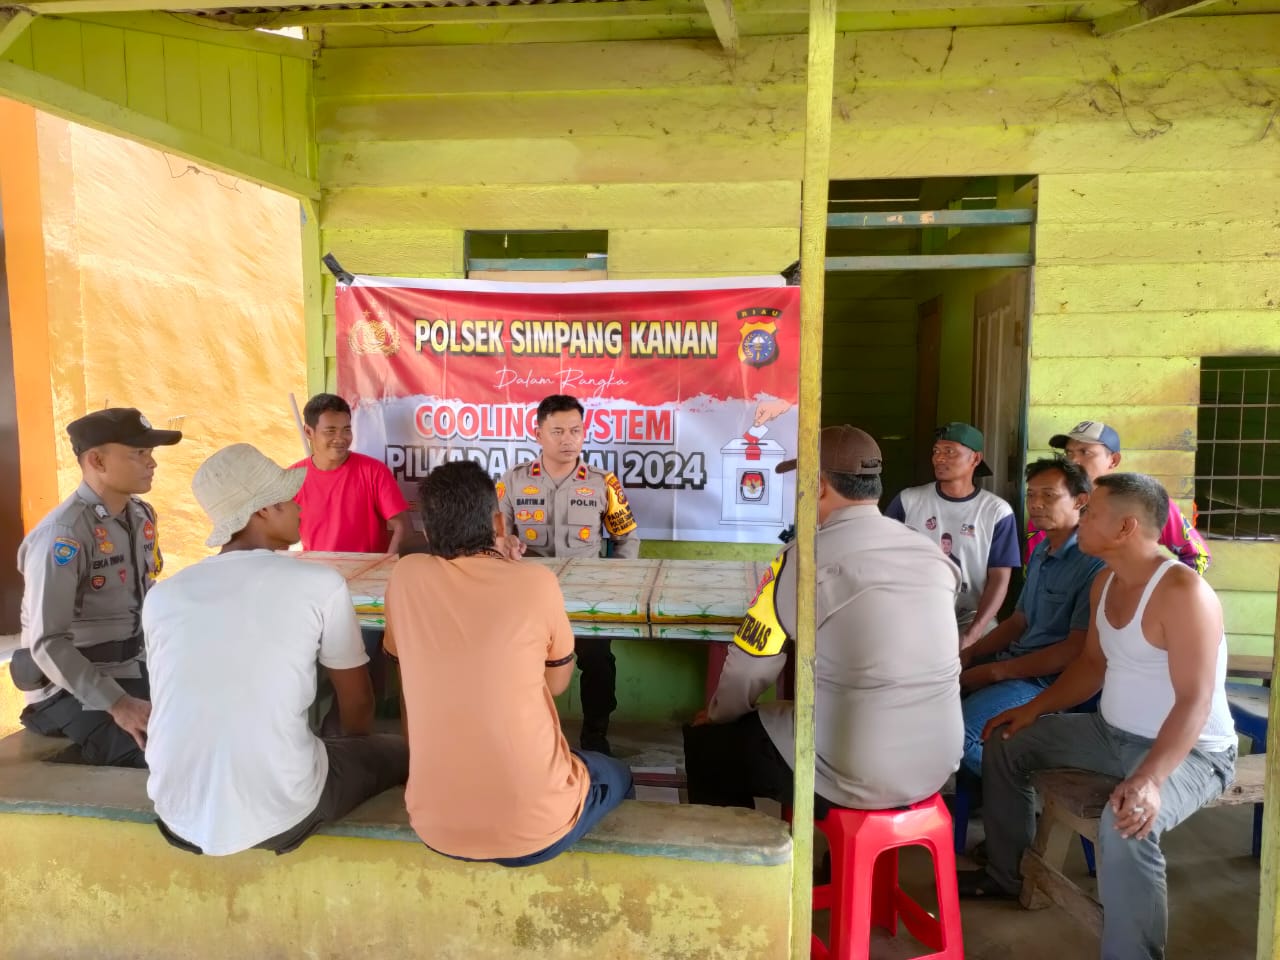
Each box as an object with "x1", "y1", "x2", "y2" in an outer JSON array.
[
  {"x1": 1032, "y1": 169, "x2": 1280, "y2": 653},
  {"x1": 0, "y1": 13, "x2": 315, "y2": 197},
  {"x1": 314, "y1": 16, "x2": 1280, "y2": 641}
]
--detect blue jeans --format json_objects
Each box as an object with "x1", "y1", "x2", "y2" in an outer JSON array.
[
  {"x1": 435, "y1": 750, "x2": 635, "y2": 868},
  {"x1": 961, "y1": 678, "x2": 1049, "y2": 777}
]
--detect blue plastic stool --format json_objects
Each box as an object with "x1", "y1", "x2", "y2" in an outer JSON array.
[{"x1": 1225, "y1": 680, "x2": 1268, "y2": 858}]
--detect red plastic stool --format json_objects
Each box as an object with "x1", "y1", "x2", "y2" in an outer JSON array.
[{"x1": 809, "y1": 794, "x2": 964, "y2": 960}]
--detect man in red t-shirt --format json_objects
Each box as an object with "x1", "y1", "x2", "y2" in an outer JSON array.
[{"x1": 292, "y1": 394, "x2": 410, "y2": 555}]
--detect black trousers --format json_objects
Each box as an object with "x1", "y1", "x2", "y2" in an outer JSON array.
[
  {"x1": 575, "y1": 635, "x2": 616, "y2": 733},
  {"x1": 158, "y1": 733, "x2": 410, "y2": 855},
  {"x1": 683, "y1": 711, "x2": 832, "y2": 818},
  {"x1": 20, "y1": 668, "x2": 150, "y2": 768}
]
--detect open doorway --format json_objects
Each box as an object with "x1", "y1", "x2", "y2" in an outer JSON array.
[{"x1": 821, "y1": 175, "x2": 1036, "y2": 514}]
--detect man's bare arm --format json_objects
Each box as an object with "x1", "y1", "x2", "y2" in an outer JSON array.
[
  {"x1": 328, "y1": 665, "x2": 375, "y2": 735},
  {"x1": 964, "y1": 566, "x2": 1013, "y2": 645},
  {"x1": 983, "y1": 577, "x2": 1108, "y2": 741},
  {"x1": 993, "y1": 629, "x2": 1087, "y2": 680},
  {"x1": 386, "y1": 512, "x2": 410, "y2": 555},
  {"x1": 961, "y1": 610, "x2": 1025, "y2": 666}
]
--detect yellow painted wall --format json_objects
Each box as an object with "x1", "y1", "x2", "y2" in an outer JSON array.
[
  {"x1": 3, "y1": 105, "x2": 307, "y2": 572},
  {"x1": 310, "y1": 15, "x2": 1280, "y2": 648},
  {"x1": 1031, "y1": 169, "x2": 1280, "y2": 645},
  {"x1": 0, "y1": 814, "x2": 791, "y2": 960}
]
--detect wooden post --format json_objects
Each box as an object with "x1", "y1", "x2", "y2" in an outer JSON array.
[
  {"x1": 300, "y1": 198, "x2": 326, "y2": 394},
  {"x1": 791, "y1": 0, "x2": 835, "y2": 957},
  {"x1": 1257, "y1": 567, "x2": 1280, "y2": 960}
]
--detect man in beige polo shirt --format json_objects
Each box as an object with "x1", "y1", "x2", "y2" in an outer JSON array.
[{"x1": 684, "y1": 426, "x2": 964, "y2": 812}]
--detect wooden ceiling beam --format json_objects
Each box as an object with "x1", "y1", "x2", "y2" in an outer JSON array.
[
  {"x1": 0, "y1": 11, "x2": 35, "y2": 55},
  {"x1": 1093, "y1": 0, "x2": 1220, "y2": 35},
  {"x1": 702, "y1": 0, "x2": 737, "y2": 52},
  {"x1": 222, "y1": 0, "x2": 702, "y2": 29}
]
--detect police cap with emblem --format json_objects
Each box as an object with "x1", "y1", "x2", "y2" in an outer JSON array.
[
  {"x1": 67, "y1": 408, "x2": 183, "y2": 456},
  {"x1": 775, "y1": 425, "x2": 883, "y2": 476}
]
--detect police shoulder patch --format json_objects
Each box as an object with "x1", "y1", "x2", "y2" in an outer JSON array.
[
  {"x1": 51, "y1": 537, "x2": 81, "y2": 566},
  {"x1": 603, "y1": 473, "x2": 638, "y2": 537},
  {"x1": 733, "y1": 553, "x2": 788, "y2": 657}
]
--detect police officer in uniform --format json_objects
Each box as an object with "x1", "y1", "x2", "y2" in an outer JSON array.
[
  {"x1": 13, "y1": 408, "x2": 182, "y2": 767},
  {"x1": 498, "y1": 395, "x2": 639, "y2": 756}
]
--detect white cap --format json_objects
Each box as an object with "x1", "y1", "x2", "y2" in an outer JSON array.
[{"x1": 192, "y1": 443, "x2": 306, "y2": 547}]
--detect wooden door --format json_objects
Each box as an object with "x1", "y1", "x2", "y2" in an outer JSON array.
[{"x1": 971, "y1": 271, "x2": 1030, "y2": 505}]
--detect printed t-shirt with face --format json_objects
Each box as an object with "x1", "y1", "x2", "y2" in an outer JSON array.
[
  {"x1": 291, "y1": 451, "x2": 409, "y2": 553},
  {"x1": 384, "y1": 554, "x2": 588, "y2": 860},
  {"x1": 885, "y1": 483, "x2": 1021, "y2": 628},
  {"x1": 142, "y1": 550, "x2": 368, "y2": 856}
]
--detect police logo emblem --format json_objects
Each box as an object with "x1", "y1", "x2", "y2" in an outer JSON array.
[
  {"x1": 347, "y1": 310, "x2": 401, "y2": 357},
  {"x1": 91, "y1": 575, "x2": 106, "y2": 590},
  {"x1": 52, "y1": 537, "x2": 80, "y2": 566},
  {"x1": 578, "y1": 527, "x2": 592, "y2": 542},
  {"x1": 737, "y1": 308, "x2": 782, "y2": 369}
]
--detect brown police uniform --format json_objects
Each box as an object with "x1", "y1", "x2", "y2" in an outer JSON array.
[
  {"x1": 13, "y1": 407, "x2": 181, "y2": 767},
  {"x1": 497, "y1": 459, "x2": 639, "y2": 560},
  {"x1": 497, "y1": 459, "x2": 640, "y2": 752}
]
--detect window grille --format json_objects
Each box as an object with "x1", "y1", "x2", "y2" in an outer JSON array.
[{"x1": 1195, "y1": 358, "x2": 1280, "y2": 540}]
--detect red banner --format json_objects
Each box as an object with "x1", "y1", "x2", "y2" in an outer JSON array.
[{"x1": 337, "y1": 276, "x2": 800, "y2": 542}]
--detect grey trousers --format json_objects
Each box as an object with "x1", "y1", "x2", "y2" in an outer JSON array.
[{"x1": 983, "y1": 712, "x2": 1235, "y2": 960}]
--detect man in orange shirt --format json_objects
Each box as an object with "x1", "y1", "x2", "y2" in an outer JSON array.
[{"x1": 385, "y1": 460, "x2": 634, "y2": 866}]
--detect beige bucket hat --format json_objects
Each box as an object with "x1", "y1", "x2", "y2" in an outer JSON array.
[{"x1": 193, "y1": 443, "x2": 306, "y2": 548}]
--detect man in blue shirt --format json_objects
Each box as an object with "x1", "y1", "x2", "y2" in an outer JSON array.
[{"x1": 956, "y1": 458, "x2": 1104, "y2": 776}]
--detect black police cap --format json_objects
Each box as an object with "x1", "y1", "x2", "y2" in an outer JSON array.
[{"x1": 67, "y1": 408, "x2": 183, "y2": 456}]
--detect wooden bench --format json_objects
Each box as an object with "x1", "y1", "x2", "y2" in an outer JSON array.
[{"x1": 1018, "y1": 752, "x2": 1266, "y2": 936}]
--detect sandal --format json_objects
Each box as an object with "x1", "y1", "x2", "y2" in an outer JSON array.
[{"x1": 956, "y1": 869, "x2": 1018, "y2": 900}]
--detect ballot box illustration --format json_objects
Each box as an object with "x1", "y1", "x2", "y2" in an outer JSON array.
[{"x1": 720, "y1": 429, "x2": 786, "y2": 524}]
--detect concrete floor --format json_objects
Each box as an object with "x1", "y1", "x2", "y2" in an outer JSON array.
[{"x1": 599, "y1": 720, "x2": 1263, "y2": 960}]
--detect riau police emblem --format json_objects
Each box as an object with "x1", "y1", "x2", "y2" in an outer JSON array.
[{"x1": 737, "y1": 308, "x2": 781, "y2": 368}]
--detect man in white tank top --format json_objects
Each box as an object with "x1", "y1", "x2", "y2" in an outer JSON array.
[{"x1": 958, "y1": 473, "x2": 1236, "y2": 960}]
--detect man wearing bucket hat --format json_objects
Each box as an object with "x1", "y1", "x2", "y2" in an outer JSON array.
[
  {"x1": 887, "y1": 422, "x2": 1021, "y2": 649},
  {"x1": 685, "y1": 426, "x2": 963, "y2": 812},
  {"x1": 141, "y1": 444, "x2": 408, "y2": 856},
  {"x1": 1024, "y1": 420, "x2": 1211, "y2": 575},
  {"x1": 14, "y1": 407, "x2": 181, "y2": 767}
]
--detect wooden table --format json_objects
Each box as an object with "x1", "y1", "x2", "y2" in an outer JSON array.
[{"x1": 285, "y1": 551, "x2": 763, "y2": 643}]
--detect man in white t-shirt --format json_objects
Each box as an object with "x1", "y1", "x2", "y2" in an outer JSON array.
[
  {"x1": 886, "y1": 422, "x2": 1020, "y2": 649},
  {"x1": 143, "y1": 444, "x2": 408, "y2": 856}
]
